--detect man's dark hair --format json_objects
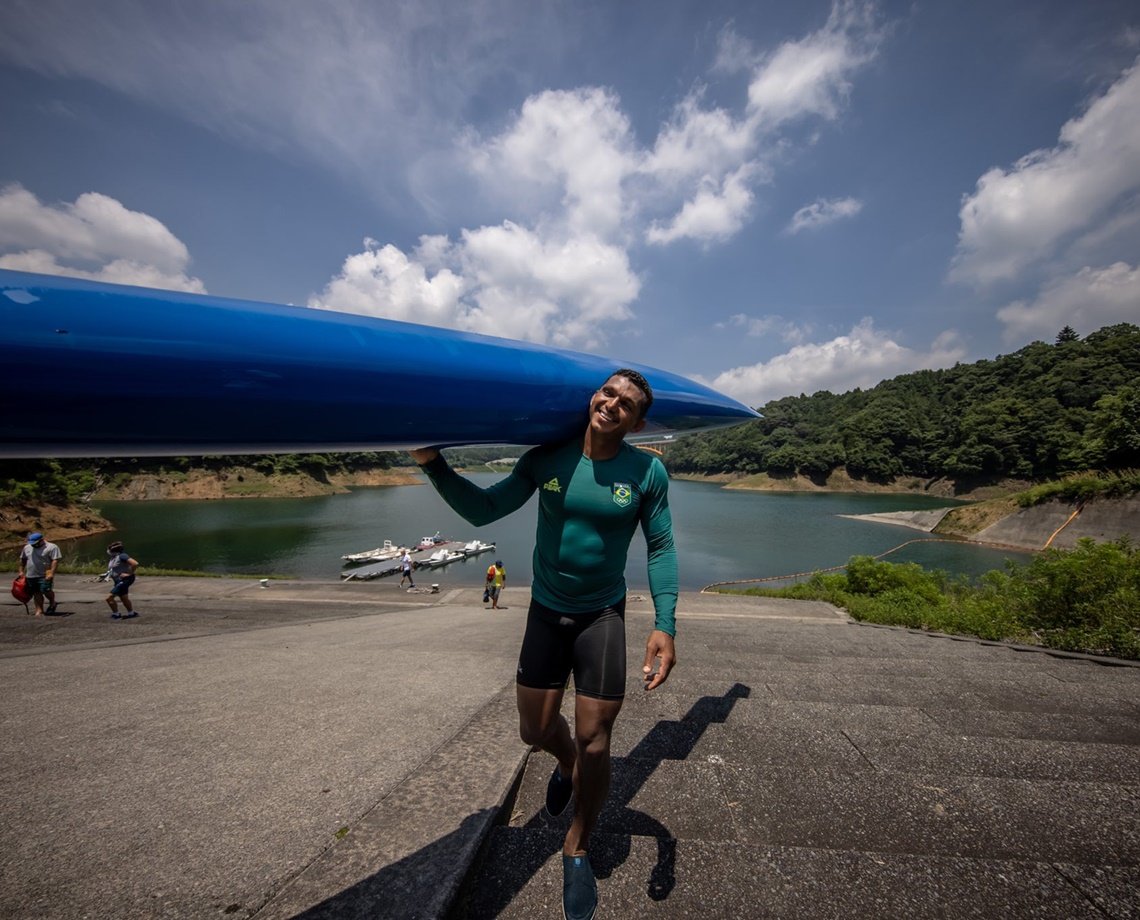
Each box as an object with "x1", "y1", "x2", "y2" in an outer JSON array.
[{"x1": 612, "y1": 368, "x2": 653, "y2": 419}]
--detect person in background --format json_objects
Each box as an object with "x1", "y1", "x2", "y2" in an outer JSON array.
[
  {"x1": 399, "y1": 549, "x2": 416, "y2": 588},
  {"x1": 488, "y1": 559, "x2": 506, "y2": 609},
  {"x1": 18, "y1": 532, "x2": 61, "y2": 616},
  {"x1": 410, "y1": 368, "x2": 677, "y2": 920},
  {"x1": 105, "y1": 541, "x2": 140, "y2": 619}
]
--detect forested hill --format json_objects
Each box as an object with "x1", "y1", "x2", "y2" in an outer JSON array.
[{"x1": 665, "y1": 323, "x2": 1140, "y2": 483}]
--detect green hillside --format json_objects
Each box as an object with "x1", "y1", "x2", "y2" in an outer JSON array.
[{"x1": 665, "y1": 323, "x2": 1140, "y2": 484}]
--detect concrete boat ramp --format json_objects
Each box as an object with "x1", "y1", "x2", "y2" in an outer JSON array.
[
  {"x1": 838, "y1": 508, "x2": 953, "y2": 533},
  {"x1": 1, "y1": 576, "x2": 1137, "y2": 918}
]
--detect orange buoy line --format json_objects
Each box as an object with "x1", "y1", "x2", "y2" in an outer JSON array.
[{"x1": 1042, "y1": 500, "x2": 1085, "y2": 549}]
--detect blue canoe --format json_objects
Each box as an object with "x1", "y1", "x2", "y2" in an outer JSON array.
[{"x1": 0, "y1": 269, "x2": 758, "y2": 458}]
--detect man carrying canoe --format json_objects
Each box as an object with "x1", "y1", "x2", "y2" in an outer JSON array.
[{"x1": 411, "y1": 368, "x2": 677, "y2": 920}]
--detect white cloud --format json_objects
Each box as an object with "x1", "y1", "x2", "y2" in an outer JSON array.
[
  {"x1": 0, "y1": 185, "x2": 204, "y2": 292},
  {"x1": 785, "y1": 196, "x2": 863, "y2": 234},
  {"x1": 309, "y1": 225, "x2": 639, "y2": 349},
  {"x1": 711, "y1": 26, "x2": 756, "y2": 76},
  {"x1": 745, "y1": 0, "x2": 882, "y2": 128},
  {"x1": 996, "y1": 261, "x2": 1140, "y2": 343},
  {"x1": 646, "y1": 166, "x2": 757, "y2": 246},
  {"x1": 642, "y1": 93, "x2": 758, "y2": 187},
  {"x1": 951, "y1": 57, "x2": 1140, "y2": 286},
  {"x1": 466, "y1": 88, "x2": 638, "y2": 238},
  {"x1": 307, "y1": 236, "x2": 464, "y2": 326},
  {"x1": 707, "y1": 319, "x2": 965, "y2": 406}
]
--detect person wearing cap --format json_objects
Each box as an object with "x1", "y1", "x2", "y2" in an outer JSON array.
[
  {"x1": 104, "y1": 541, "x2": 140, "y2": 619},
  {"x1": 410, "y1": 368, "x2": 677, "y2": 920},
  {"x1": 18, "y1": 532, "x2": 62, "y2": 616},
  {"x1": 487, "y1": 559, "x2": 506, "y2": 609}
]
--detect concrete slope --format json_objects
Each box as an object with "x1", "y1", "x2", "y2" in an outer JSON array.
[
  {"x1": 0, "y1": 582, "x2": 529, "y2": 920},
  {"x1": 452, "y1": 595, "x2": 1140, "y2": 919},
  {"x1": 3, "y1": 582, "x2": 1137, "y2": 919},
  {"x1": 976, "y1": 495, "x2": 1140, "y2": 550}
]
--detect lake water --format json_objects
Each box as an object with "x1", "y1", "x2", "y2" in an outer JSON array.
[{"x1": 66, "y1": 475, "x2": 1029, "y2": 591}]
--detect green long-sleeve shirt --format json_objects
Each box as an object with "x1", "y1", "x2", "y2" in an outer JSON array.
[{"x1": 420, "y1": 439, "x2": 678, "y2": 635}]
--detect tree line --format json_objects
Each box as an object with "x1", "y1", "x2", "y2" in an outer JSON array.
[
  {"x1": 0, "y1": 452, "x2": 395, "y2": 506},
  {"x1": 664, "y1": 323, "x2": 1140, "y2": 483}
]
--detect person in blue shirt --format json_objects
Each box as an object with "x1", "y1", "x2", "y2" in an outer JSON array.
[{"x1": 411, "y1": 369, "x2": 677, "y2": 920}]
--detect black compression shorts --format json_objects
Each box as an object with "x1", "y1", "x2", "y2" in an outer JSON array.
[{"x1": 516, "y1": 597, "x2": 627, "y2": 700}]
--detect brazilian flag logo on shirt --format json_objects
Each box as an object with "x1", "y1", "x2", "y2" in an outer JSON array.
[{"x1": 612, "y1": 482, "x2": 632, "y2": 507}]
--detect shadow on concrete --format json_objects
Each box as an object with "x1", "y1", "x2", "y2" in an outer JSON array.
[
  {"x1": 283, "y1": 809, "x2": 497, "y2": 920},
  {"x1": 452, "y1": 682, "x2": 752, "y2": 917}
]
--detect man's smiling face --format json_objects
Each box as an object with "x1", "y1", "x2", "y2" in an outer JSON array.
[{"x1": 588, "y1": 375, "x2": 648, "y2": 439}]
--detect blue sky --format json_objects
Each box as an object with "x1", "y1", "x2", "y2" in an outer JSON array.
[{"x1": 1, "y1": 0, "x2": 1138, "y2": 408}]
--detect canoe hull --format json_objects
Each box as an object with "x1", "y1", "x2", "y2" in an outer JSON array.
[{"x1": 1, "y1": 270, "x2": 759, "y2": 458}]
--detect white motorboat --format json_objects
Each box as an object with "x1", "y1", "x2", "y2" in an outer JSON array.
[
  {"x1": 416, "y1": 548, "x2": 465, "y2": 569},
  {"x1": 417, "y1": 532, "x2": 445, "y2": 550},
  {"x1": 460, "y1": 540, "x2": 496, "y2": 557},
  {"x1": 342, "y1": 539, "x2": 402, "y2": 564}
]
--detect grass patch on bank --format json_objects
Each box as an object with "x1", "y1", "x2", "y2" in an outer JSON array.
[
  {"x1": 727, "y1": 538, "x2": 1140, "y2": 660},
  {"x1": 1015, "y1": 469, "x2": 1140, "y2": 507},
  {"x1": 57, "y1": 562, "x2": 271, "y2": 579}
]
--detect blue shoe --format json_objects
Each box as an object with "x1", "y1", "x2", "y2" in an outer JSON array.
[
  {"x1": 110, "y1": 613, "x2": 121, "y2": 619},
  {"x1": 124, "y1": 611, "x2": 138, "y2": 618},
  {"x1": 562, "y1": 853, "x2": 597, "y2": 920},
  {"x1": 545, "y1": 764, "x2": 574, "y2": 817}
]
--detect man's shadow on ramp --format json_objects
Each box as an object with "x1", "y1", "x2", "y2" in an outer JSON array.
[
  {"x1": 284, "y1": 682, "x2": 750, "y2": 920},
  {"x1": 455, "y1": 681, "x2": 752, "y2": 917}
]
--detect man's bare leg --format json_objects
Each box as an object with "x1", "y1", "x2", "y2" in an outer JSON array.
[
  {"x1": 516, "y1": 685, "x2": 576, "y2": 780},
  {"x1": 564, "y1": 694, "x2": 623, "y2": 855}
]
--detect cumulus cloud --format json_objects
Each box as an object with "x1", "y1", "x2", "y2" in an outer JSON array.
[
  {"x1": 950, "y1": 57, "x2": 1140, "y2": 286},
  {"x1": 642, "y1": 93, "x2": 758, "y2": 187},
  {"x1": 466, "y1": 88, "x2": 638, "y2": 238},
  {"x1": 745, "y1": 0, "x2": 882, "y2": 128},
  {"x1": 785, "y1": 196, "x2": 863, "y2": 234},
  {"x1": 707, "y1": 319, "x2": 965, "y2": 407},
  {"x1": 996, "y1": 261, "x2": 1140, "y2": 343},
  {"x1": 308, "y1": 236, "x2": 464, "y2": 326},
  {"x1": 646, "y1": 166, "x2": 757, "y2": 246},
  {"x1": 309, "y1": 226, "x2": 639, "y2": 349},
  {"x1": 0, "y1": 184, "x2": 204, "y2": 292}
]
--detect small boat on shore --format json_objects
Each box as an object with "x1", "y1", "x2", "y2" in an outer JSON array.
[
  {"x1": 416, "y1": 548, "x2": 466, "y2": 569},
  {"x1": 460, "y1": 540, "x2": 495, "y2": 558},
  {"x1": 341, "y1": 539, "x2": 403, "y2": 565}
]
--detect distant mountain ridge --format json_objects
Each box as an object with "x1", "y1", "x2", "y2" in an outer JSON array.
[{"x1": 665, "y1": 323, "x2": 1140, "y2": 485}]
